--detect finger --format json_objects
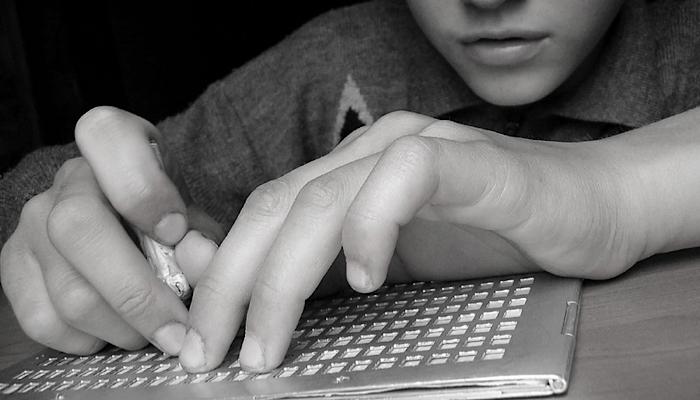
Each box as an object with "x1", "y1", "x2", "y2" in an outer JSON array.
[
  {"x1": 74, "y1": 106, "x2": 187, "y2": 245},
  {"x1": 36, "y1": 244, "x2": 150, "y2": 351},
  {"x1": 339, "y1": 121, "x2": 497, "y2": 292},
  {"x1": 45, "y1": 161, "x2": 148, "y2": 348},
  {"x1": 342, "y1": 136, "x2": 531, "y2": 291},
  {"x1": 180, "y1": 112, "x2": 434, "y2": 372},
  {"x1": 1, "y1": 233, "x2": 105, "y2": 355},
  {"x1": 342, "y1": 136, "x2": 440, "y2": 292},
  {"x1": 47, "y1": 161, "x2": 189, "y2": 355},
  {"x1": 174, "y1": 205, "x2": 223, "y2": 286},
  {"x1": 174, "y1": 231, "x2": 217, "y2": 286},
  {"x1": 238, "y1": 156, "x2": 378, "y2": 372},
  {"x1": 23, "y1": 175, "x2": 148, "y2": 350}
]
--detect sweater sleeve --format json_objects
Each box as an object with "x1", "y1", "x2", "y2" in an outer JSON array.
[{"x1": 0, "y1": 144, "x2": 80, "y2": 247}]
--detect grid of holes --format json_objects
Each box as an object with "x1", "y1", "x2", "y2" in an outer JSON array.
[{"x1": 0, "y1": 277, "x2": 533, "y2": 395}]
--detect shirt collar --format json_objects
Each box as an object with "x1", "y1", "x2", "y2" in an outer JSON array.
[{"x1": 407, "y1": 0, "x2": 664, "y2": 130}]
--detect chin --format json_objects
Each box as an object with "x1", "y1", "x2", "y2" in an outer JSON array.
[{"x1": 460, "y1": 68, "x2": 566, "y2": 107}]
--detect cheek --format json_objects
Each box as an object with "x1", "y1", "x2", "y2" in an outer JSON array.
[{"x1": 547, "y1": 0, "x2": 625, "y2": 70}]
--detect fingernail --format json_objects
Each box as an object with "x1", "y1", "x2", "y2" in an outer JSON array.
[
  {"x1": 346, "y1": 259, "x2": 373, "y2": 293},
  {"x1": 239, "y1": 333, "x2": 266, "y2": 372},
  {"x1": 180, "y1": 329, "x2": 206, "y2": 371},
  {"x1": 154, "y1": 212, "x2": 187, "y2": 244},
  {"x1": 152, "y1": 322, "x2": 186, "y2": 355}
]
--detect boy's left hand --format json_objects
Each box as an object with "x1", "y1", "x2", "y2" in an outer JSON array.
[{"x1": 181, "y1": 111, "x2": 646, "y2": 373}]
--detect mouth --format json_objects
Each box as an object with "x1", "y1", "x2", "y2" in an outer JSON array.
[
  {"x1": 460, "y1": 30, "x2": 549, "y2": 43},
  {"x1": 459, "y1": 31, "x2": 549, "y2": 67}
]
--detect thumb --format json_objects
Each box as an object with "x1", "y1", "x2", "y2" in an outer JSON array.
[
  {"x1": 175, "y1": 205, "x2": 225, "y2": 286},
  {"x1": 75, "y1": 106, "x2": 189, "y2": 245}
]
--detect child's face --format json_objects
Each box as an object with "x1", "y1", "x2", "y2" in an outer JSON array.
[{"x1": 407, "y1": 0, "x2": 625, "y2": 106}]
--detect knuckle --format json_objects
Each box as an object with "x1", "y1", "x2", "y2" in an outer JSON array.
[
  {"x1": 110, "y1": 173, "x2": 158, "y2": 216},
  {"x1": 255, "y1": 275, "x2": 307, "y2": 305},
  {"x1": 374, "y1": 110, "x2": 422, "y2": 127},
  {"x1": 344, "y1": 204, "x2": 382, "y2": 229},
  {"x1": 19, "y1": 308, "x2": 59, "y2": 346},
  {"x1": 193, "y1": 275, "x2": 249, "y2": 316},
  {"x1": 194, "y1": 275, "x2": 234, "y2": 305},
  {"x1": 419, "y1": 120, "x2": 461, "y2": 137},
  {"x1": 245, "y1": 179, "x2": 293, "y2": 218},
  {"x1": 53, "y1": 157, "x2": 88, "y2": 186},
  {"x1": 18, "y1": 192, "x2": 52, "y2": 227},
  {"x1": 53, "y1": 279, "x2": 102, "y2": 326},
  {"x1": 74, "y1": 106, "x2": 123, "y2": 144},
  {"x1": 298, "y1": 175, "x2": 344, "y2": 211},
  {"x1": 254, "y1": 278, "x2": 284, "y2": 301},
  {"x1": 47, "y1": 196, "x2": 104, "y2": 249},
  {"x1": 386, "y1": 135, "x2": 437, "y2": 171},
  {"x1": 113, "y1": 283, "x2": 155, "y2": 320}
]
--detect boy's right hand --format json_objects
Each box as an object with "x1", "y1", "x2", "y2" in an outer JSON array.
[{"x1": 0, "y1": 106, "x2": 222, "y2": 356}]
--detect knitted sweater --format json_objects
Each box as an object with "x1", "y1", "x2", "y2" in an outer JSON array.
[{"x1": 1, "y1": 0, "x2": 699, "y2": 247}]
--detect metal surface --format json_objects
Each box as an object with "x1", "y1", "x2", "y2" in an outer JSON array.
[{"x1": 0, "y1": 272, "x2": 581, "y2": 399}]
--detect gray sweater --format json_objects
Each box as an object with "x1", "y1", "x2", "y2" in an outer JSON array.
[{"x1": 1, "y1": 0, "x2": 699, "y2": 247}]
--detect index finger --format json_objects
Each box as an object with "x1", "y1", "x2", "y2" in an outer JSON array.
[
  {"x1": 75, "y1": 106, "x2": 188, "y2": 245},
  {"x1": 48, "y1": 162, "x2": 189, "y2": 355},
  {"x1": 238, "y1": 156, "x2": 378, "y2": 372}
]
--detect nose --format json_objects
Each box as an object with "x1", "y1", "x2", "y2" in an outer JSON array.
[{"x1": 463, "y1": 0, "x2": 509, "y2": 10}]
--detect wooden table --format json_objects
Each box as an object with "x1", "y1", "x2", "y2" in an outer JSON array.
[{"x1": 2, "y1": 249, "x2": 700, "y2": 399}]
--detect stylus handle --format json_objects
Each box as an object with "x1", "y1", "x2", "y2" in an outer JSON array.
[{"x1": 131, "y1": 142, "x2": 191, "y2": 301}]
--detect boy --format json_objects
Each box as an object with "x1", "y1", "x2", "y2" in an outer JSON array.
[{"x1": 2, "y1": 0, "x2": 700, "y2": 375}]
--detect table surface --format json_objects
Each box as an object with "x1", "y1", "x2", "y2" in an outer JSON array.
[{"x1": 1, "y1": 249, "x2": 700, "y2": 399}]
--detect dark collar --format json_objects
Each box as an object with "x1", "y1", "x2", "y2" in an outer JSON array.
[{"x1": 407, "y1": 0, "x2": 664, "y2": 130}]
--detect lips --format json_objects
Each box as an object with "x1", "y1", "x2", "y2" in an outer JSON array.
[{"x1": 459, "y1": 31, "x2": 549, "y2": 67}]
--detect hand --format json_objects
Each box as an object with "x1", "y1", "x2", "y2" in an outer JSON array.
[
  {"x1": 180, "y1": 111, "x2": 645, "y2": 373},
  {"x1": 0, "y1": 107, "x2": 224, "y2": 355}
]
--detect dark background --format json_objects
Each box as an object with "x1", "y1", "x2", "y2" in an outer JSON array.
[{"x1": 0, "y1": 0, "x2": 357, "y2": 174}]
